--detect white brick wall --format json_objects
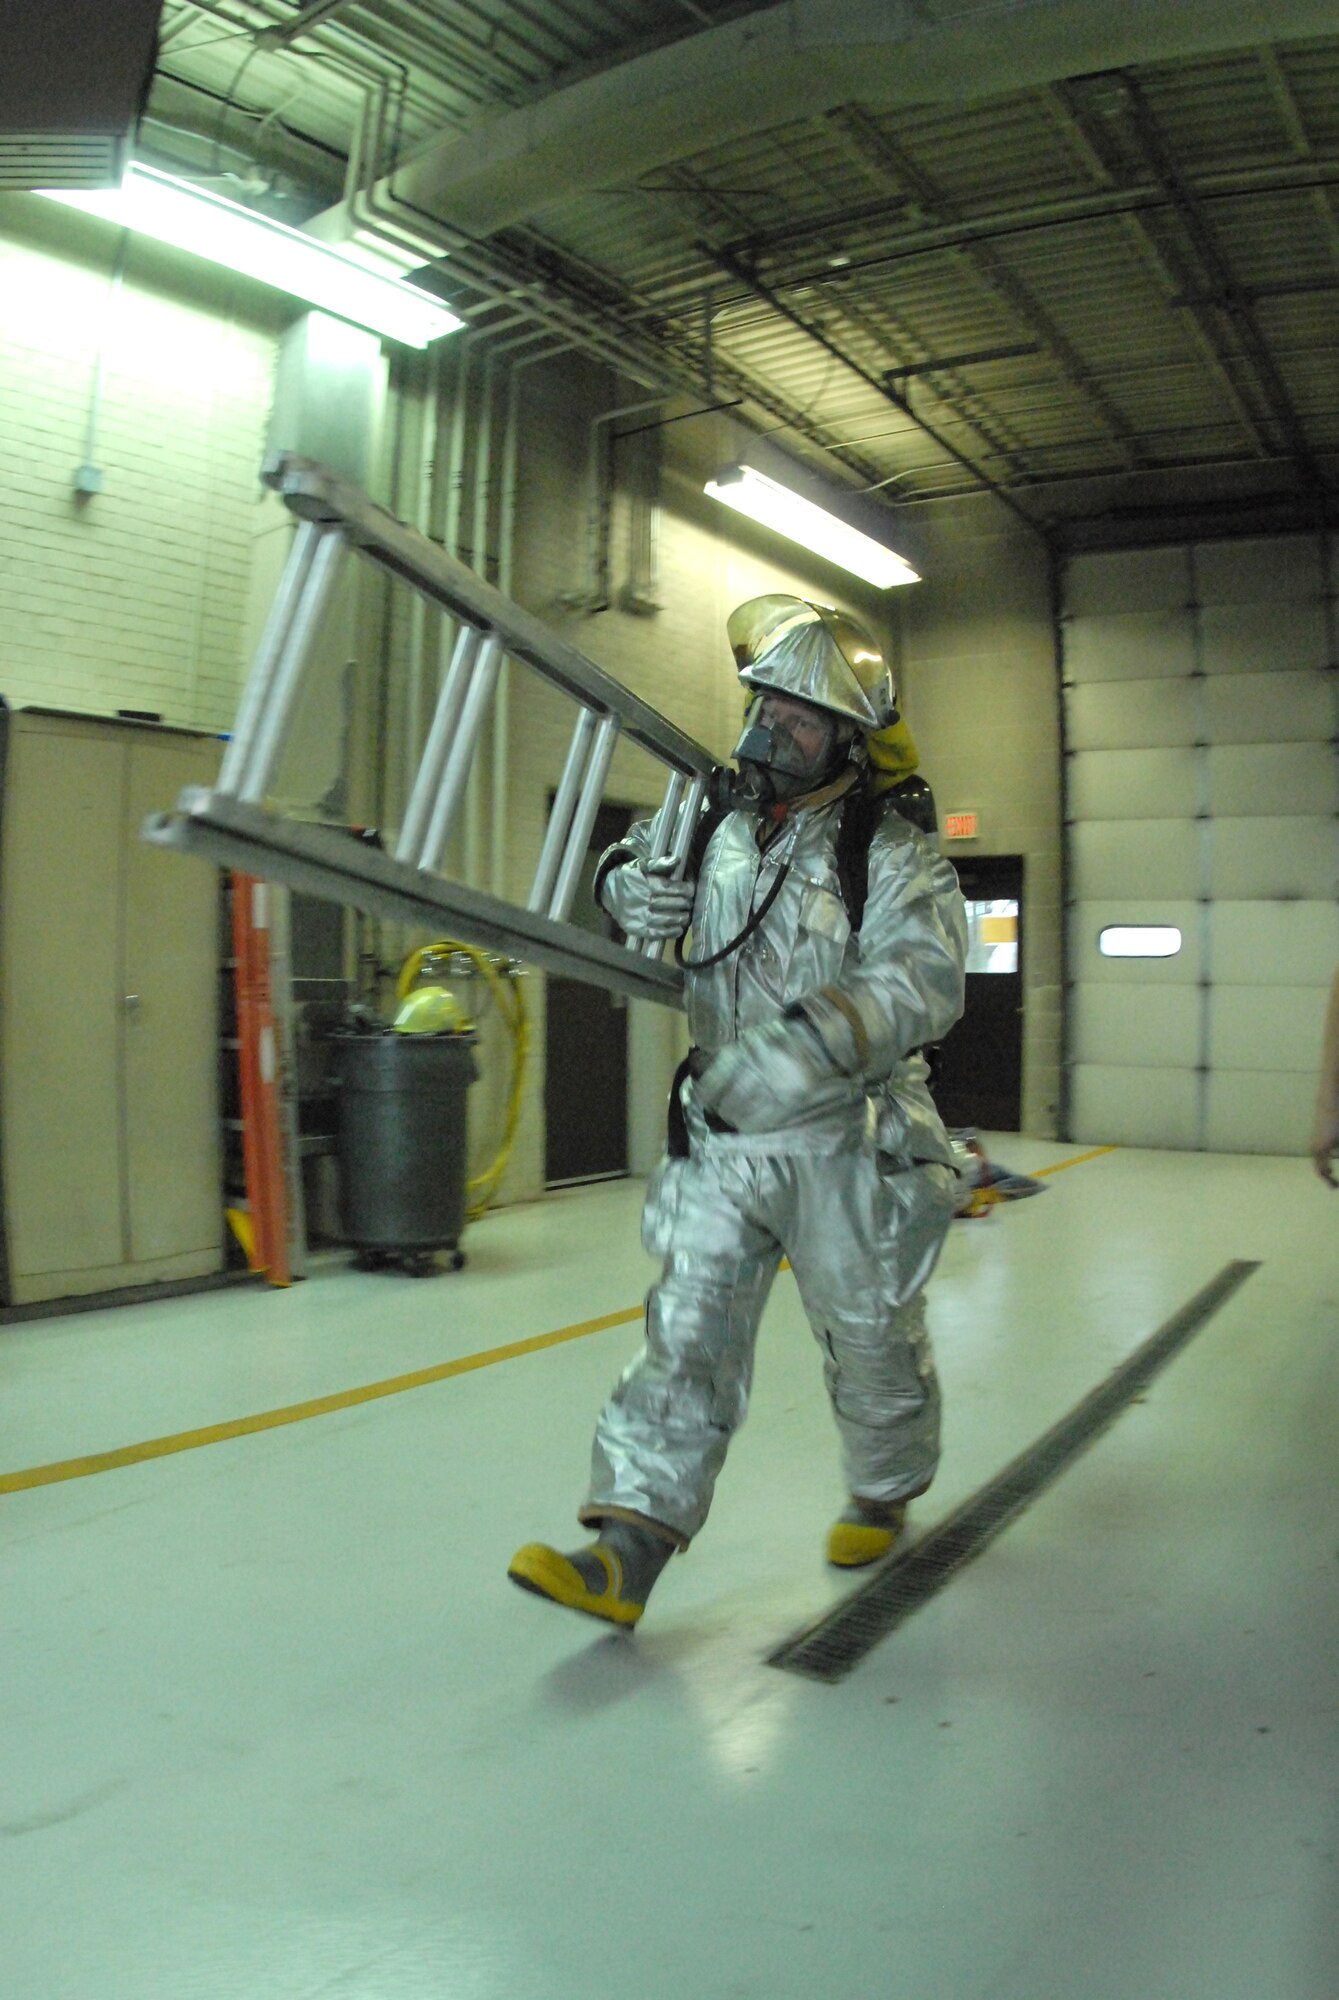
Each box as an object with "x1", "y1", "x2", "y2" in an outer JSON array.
[{"x1": 0, "y1": 201, "x2": 280, "y2": 732}]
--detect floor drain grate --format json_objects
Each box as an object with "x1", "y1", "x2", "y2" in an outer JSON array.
[{"x1": 768, "y1": 1259, "x2": 1260, "y2": 1684}]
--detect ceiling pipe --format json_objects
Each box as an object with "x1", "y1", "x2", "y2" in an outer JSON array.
[
  {"x1": 334, "y1": 64, "x2": 680, "y2": 397},
  {"x1": 708, "y1": 246, "x2": 1052, "y2": 545},
  {"x1": 168, "y1": 22, "x2": 899, "y2": 519},
  {"x1": 317, "y1": 64, "x2": 861, "y2": 578},
  {"x1": 256, "y1": 0, "x2": 363, "y2": 49},
  {"x1": 578, "y1": 397, "x2": 665, "y2": 614}
]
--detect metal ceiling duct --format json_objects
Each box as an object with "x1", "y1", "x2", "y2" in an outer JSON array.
[
  {"x1": 0, "y1": 0, "x2": 162, "y2": 189},
  {"x1": 385, "y1": 0, "x2": 1339, "y2": 236}
]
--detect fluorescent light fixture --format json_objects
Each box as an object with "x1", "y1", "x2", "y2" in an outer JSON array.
[
  {"x1": 38, "y1": 166, "x2": 461, "y2": 348},
  {"x1": 704, "y1": 462, "x2": 919, "y2": 588},
  {"x1": 1099, "y1": 925, "x2": 1183, "y2": 959}
]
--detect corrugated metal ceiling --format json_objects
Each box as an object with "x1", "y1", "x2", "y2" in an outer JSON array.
[{"x1": 147, "y1": 4, "x2": 1339, "y2": 544}]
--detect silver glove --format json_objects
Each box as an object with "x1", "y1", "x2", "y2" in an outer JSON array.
[
  {"x1": 600, "y1": 854, "x2": 696, "y2": 941},
  {"x1": 694, "y1": 1011, "x2": 835, "y2": 1134}
]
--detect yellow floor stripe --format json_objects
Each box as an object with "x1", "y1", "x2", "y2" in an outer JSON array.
[
  {"x1": 1032, "y1": 1145, "x2": 1118, "y2": 1178},
  {"x1": 0, "y1": 1304, "x2": 643, "y2": 1497},
  {"x1": 959, "y1": 1143, "x2": 1117, "y2": 1211},
  {"x1": 1, "y1": 1146, "x2": 1118, "y2": 1498}
]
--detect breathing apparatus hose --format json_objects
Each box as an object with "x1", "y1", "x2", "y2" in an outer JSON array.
[
  {"x1": 675, "y1": 756, "x2": 864, "y2": 971},
  {"x1": 395, "y1": 940, "x2": 530, "y2": 1221},
  {"x1": 674, "y1": 864, "x2": 790, "y2": 970}
]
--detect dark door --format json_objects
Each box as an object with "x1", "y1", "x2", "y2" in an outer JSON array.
[
  {"x1": 544, "y1": 800, "x2": 632, "y2": 1186},
  {"x1": 929, "y1": 854, "x2": 1024, "y2": 1132}
]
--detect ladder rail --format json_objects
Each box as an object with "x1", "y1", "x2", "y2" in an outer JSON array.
[
  {"x1": 548, "y1": 713, "x2": 620, "y2": 923},
  {"x1": 667, "y1": 776, "x2": 708, "y2": 877},
  {"x1": 639, "y1": 772, "x2": 707, "y2": 959},
  {"x1": 394, "y1": 622, "x2": 481, "y2": 865},
  {"x1": 528, "y1": 708, "x2": 599, "y2": 915},
  {"x1": 263, "y1": 453, "x2": 714, "y2": 783},
  {"x1": 643, "y1": 771, "x2": 688, "y2": 869},
  {"x1": 146, "y1": 791, "x2": 686, "y2": 1010},
  {"x1": 236, "y1": 526, "x2": 348, "y2": 805},
  {"x1": 418, "y1": 631, "x2": 503, "y2": 875},
  {"x1": 150, "y1": 456, "x2": 724, "y2": 1011},
  {"x1": 217, "y1": 519, "x2": 321, "y2": 795}
]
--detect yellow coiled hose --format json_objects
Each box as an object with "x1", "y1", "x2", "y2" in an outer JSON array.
[{"x1": 395, "y1": 940, "x2": 530, "y2": 1222}]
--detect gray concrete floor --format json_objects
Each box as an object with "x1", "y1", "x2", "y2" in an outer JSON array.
[{"x1": 3, "y1": 1138, "x2": 1336, "y2": 1999}]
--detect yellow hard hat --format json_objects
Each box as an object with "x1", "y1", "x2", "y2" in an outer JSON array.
[{"x1": 392, "y1": 986, "x2": 471, "y2": 1034}]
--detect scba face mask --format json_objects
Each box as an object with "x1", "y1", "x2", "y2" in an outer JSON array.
[{"x1": 728, "y1": 693, "x2": 853, "y2": 810}]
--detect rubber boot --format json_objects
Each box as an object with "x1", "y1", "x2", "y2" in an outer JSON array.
[
  {"x1": 826, "y1": 1497, "x2": 909, "y2": 1568},
  {"x1": 508, "y1": 1518, "x2": 674, "y2": 1627}
]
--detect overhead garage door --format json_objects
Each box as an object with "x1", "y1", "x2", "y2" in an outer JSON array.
[{"x1": 1064, "y1": 534, "x2": 1339, "y2": 1154}]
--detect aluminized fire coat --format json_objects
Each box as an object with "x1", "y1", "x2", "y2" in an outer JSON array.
[{"x1": 584, "y1": 794, "x2": 967, "y2": 1547}]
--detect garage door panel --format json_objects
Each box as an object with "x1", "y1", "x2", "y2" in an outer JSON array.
[
  {"x1": 1215, "y1": 980, "x2": 1335, "y2": 1072},
  {"x1": 1070, "y1": 1065, "x2": 1199, "y2": 1149},
  {"x1": 1070, "y1": 820, "x2": 1200, "y2": 901},
  {"x1": 1202, "y1": 671, "x2": 1335, "y2": 745},
  {"x1": 1195, "y1": 535, "x2": 1323, "y2": 604},
  {"x1": 1070, "y1": 747, "x2": 1199, "y2": 820},
  {"x1": 1064, "y1": 612, "x2": 1195, "y2": 683},
  {"x1": 1203, "y1": 1070, "x2": 1314, "y2": 1154},
  {"x1": 1068, "y1": 901, "x2": 1201, "y2": 983},
  {"x1": 1206, "y1": 743, "x2": 1339, "y2": 817},
  {"x1": 1066, "y1": 677, "x2": 1199, "y2": 751},
  {"x1": 1071, "y1": 983, "x2": 1200, "y2": 1066},
  {"x1": 1198, "y1": 601, "x2": 1328, "y2": 675},
  {"x1": 1065, "y1": 546, "x2": 1191, "y2": 615},
  {"x1": 1208, "y1": 901, "x2": 1339, "y2": 985},
  {"x1": 1209, "y1": 817, "x2": 1338, "y2": 900},
  {"x1": 1065, "y1": 536, "x2": 1334, "y2": 1157},
  {"x1": 1208, "y1": 984, "x2": 1329, "y2": 1072}
]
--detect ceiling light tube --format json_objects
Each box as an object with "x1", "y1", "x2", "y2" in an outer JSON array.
[
  {"x1": 39, "y1": 165, "x2": 462, "y2": 348},
  {"x1": 704, "y1": 463, "x2": 919, "y2": 588}
]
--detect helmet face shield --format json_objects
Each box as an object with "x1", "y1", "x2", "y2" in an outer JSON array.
[{"x1": 727, "y1": 594, "x2": 896, "y2": 731}]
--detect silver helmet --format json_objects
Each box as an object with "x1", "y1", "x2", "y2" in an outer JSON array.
[{"x1": 726, "y1": 595, "x2": 897, "y2": 732}]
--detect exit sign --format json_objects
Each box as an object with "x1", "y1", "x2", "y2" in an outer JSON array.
[{"x1": 944, "y1": 810, "x2": 980, "y2": 841}]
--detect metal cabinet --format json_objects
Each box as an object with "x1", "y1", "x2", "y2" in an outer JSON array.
[{"x1": 0, "y1": 708, "x2": 224, "y2": 1306}]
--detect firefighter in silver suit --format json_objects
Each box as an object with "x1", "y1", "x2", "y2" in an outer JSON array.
[{"x1": 510, "y1": 595, "x2": 967, "y2": 1627}]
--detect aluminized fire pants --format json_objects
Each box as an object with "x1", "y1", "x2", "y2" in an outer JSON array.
[{"x1": 581, "y1": 1107, "x2": 957, "y2": 1547}]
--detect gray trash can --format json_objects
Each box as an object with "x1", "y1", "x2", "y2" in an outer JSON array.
[{"x1": 331, "y1": 1031, "x2": 478, "y2": 1272}]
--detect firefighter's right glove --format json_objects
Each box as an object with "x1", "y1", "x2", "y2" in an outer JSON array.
[
  {"x1": 694, "y1": 1013, "x2": 834, "y2": 1135},
  {"x1": 599, "y1": 855, "x2": 696, "y2": 941}
]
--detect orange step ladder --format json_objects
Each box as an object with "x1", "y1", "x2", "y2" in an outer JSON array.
[{"x1": 231, "y1": 872, "x2": 292, "y2": 1288}]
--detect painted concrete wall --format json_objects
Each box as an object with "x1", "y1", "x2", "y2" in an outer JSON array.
[
  {"x1": 0, "y1": 194, "x2": 1063, "y2": 1212},
  {"x1": 893, "y1": 497, "x2": 1064, "y2": 1137}
]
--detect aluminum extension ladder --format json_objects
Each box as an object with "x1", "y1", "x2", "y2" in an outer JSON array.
[{"x1": 143, "y1": 454, "x2": 715, "y2": 1008}]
